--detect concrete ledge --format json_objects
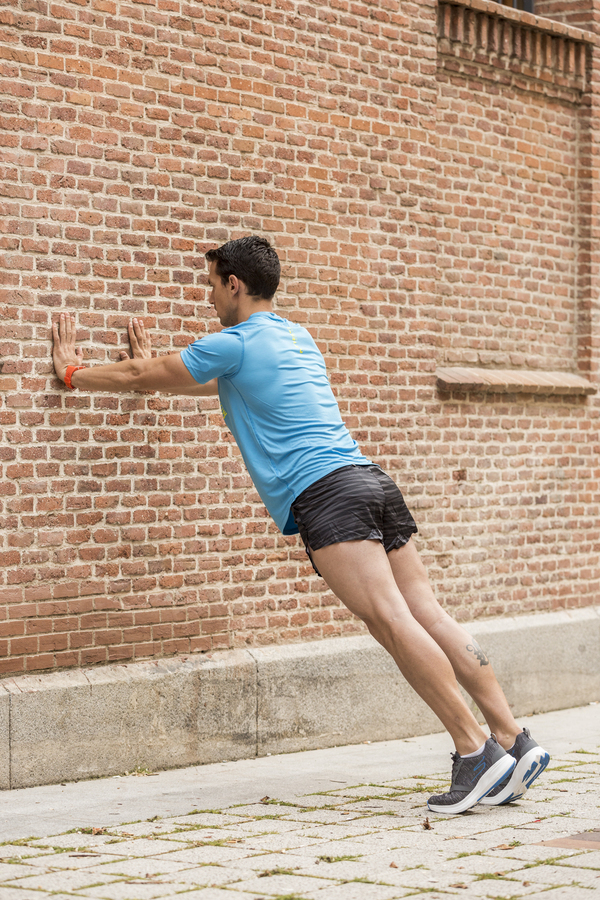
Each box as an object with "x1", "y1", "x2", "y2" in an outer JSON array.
[
  {"x1": 0, "y1": 607, "x2": 598, "y2": 789},
  {"x1": 0, "y1": 685, "x2": 9, "y2": 791},
  {"x1": 468, "y1": 608, "x2": 600, "y2": 715},
  {"x1": 249, "y1": 637, "x2": 442, "y2": 756},
  {"x1": 3, "y1": 651, "x2": 256, "y2": 790}
]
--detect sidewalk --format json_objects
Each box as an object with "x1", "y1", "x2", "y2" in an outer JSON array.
[{"x1": 1, "y1": 704, "x2": 599, "y2": 899}]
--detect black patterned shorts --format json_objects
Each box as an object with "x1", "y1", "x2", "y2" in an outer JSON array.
[{"x1": 291, "y1": 464, "x2": 418, "y2": 575}]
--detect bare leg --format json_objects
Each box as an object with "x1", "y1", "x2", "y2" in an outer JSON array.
[
  {"x1": 387, "y1": 539, "x2": 521, "y2": 750},
  {"x1": 311, "y1": 539, "x2": 488, "y2": 756}
]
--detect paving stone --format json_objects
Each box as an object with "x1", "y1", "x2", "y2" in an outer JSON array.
[
  {"x1": 162, "y1": 814, "x2": 251, "y2": 828},
  {"x1": 16, "y1": 851, "x2": 122, "y2": 869},
  {"x1": 0, "y1": 845, "x2": 53, "y2": 860},
  {"x1": 104, "y1": 824, "x2": 193, "y2": 839},
  {"x1": 3, "y1": 868, "x2": 122, "y2": 891},
  {"x1": 561, "y1": 849, "x2": 600, "y2": 867},
  {"x1": 88, "y1": 838, "x2": 193, "y2": 857},
  {"x1": 158, "y1": 845, "x2": 257, "y2": 865},
  {"x1": 0, "y1": 861, "x2": 43, "y2": 881},
  {"x1": 395, "y1": 867, "x2": 478, "y2": 889},
  {"x1": 228, "y1": 850, "x2": 322, "y2": 870},
  {"x1": 448, "y1": 878, "x2": 546, "y2": 897},
  {"x1": 282, "y1": 822, "x2": 377, "y2": 841},
  {"x1": 297, "y1": 882, "x2": 405, "y2": 900},
  {"x1": 540, "y1": 888, "x2": 600, "y2": 900},
  {"x1": 325, "y1": 786, "x2": 402, "y2": 799},
  {"x1": 285, "y1": 838, "x2": 368, "y2": 858},
  {"x1": 79, "y1": 881, "x2": 200, "y2": 900},
  {"x1": 272, "y1": 808, "x2": 368, "y2": 825},
  {"x1": 296, "y1": 859, "x2": 375, "y2": 881},
  {"x1": 238, "y1": 832, "x2": 326, "y2": 852},
  {"x1": 487, "y1": 845, "x2": 588, "y2": 862},
  {"x1": 444, "y1": 854, "x2": 533, "y2": 875},
  {"x1": 156, "y1": 865, "x2": 246, "y2": 886},
  {"x1": 155, "y1": 890, "x2": 262, "y2": 900},
  {"x1": 231, "y1": 872, "x2": 333, "y2": 895},
  {"x1": 30, "y1": 832, "x2": 126, "y2": 850},
  {"x1": 350, "y1": 830, "x2": 426, "y2": 851},
  {"x1": 0, "y1": 892, "x2": 77, "y2": 900},
  {"x1": 508, "y1": 863, "x2": 600, "y2": 886},
  {"x1": 236, "y1": 819, "x2": 308, "y2": 835},
  {"x1": 82, "y1": 857, "x2": 194, "y2": 879}
]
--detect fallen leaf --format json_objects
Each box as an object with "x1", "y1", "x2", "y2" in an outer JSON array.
[
  {"x1": 260, "y1": 796, "x2": 270, "y2": 803},
  {"x1": 450, "y1": 884, "x2": 468, "y2": 889},
  {"x1": 92, "y1": 827, "x2": 105, "y2": 835},
  {"x1": 494, "y1": 844, "x2": 512, "y2": 850},
  {"x1": 422, "y1": 817, "x2": 432, "y2": 830},
  {"x1": 494, "y1": 871, "x2": 505, "y2": 876},
  {"x1": 390, "y1": 862, "x2": 398, "y2": 868},
  {"x1": 523, "y1": 881, "x2": 531, "y2": 886}
]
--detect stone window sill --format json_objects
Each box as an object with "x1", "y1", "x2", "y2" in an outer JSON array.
[
  {"x1": 442, "y1": 0, "x2": 598, "y2": 45},
  {"x1": 436, "y1": 367, "x2": 596, "y2": 395}
]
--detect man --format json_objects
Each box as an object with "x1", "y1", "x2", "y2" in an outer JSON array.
[{"x1": 52, "y1": 235, "x2": 549, "y2": 814}]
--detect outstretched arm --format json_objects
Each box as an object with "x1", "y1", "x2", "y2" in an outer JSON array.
[{"x1": 52, "y1": 314, "x2": 218, "y2": 397}]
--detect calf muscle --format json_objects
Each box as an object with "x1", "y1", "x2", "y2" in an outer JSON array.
[{"x1": 311, "y1": 539, "x2": 488, "y2": 755}]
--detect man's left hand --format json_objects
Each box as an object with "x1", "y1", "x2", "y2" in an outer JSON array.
[{"x1": 119, "y1": 319, "x2": 152, "y2": 361}]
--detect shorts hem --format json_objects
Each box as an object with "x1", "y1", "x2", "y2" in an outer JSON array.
[
  {"x1": 302, "y1": 527, "x2": 419, "y2": 577},
  {"x1": 384, "y1": 526, "x2": 419, "y2": 554},
  {"x1": 308, "y1": 527, "x2": 383, "y2": 553}
]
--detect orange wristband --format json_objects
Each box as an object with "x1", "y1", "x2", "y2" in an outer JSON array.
[{"x1": 64, "y1": 365, "x2": 86, "y2": 390}]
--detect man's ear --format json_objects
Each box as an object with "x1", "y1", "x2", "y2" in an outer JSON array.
[{"x1": 228, "y1": 274, "x2": 241, "y2": 294}]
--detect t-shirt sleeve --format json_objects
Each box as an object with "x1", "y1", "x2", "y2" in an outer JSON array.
[{"x1": 180, "y1": 332, "x2": 243, "y2": 383}]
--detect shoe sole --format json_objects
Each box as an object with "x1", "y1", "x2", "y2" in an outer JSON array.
[
  {"x1": 478, "y1": 747, "x2": 550, "y2": 806},
  {"x1": 427, "y1": 755, "x2": 516, "y2": 816}
]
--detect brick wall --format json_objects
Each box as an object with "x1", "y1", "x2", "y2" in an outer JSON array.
[
  {"x1": 420, "y1": 0, "x2": 600, "y2": 617},
  {"x1": 437, "y1": 4, "x2": 586, "y2": 372},
  {"x1": 1, "y1": 0, "x2": 599, "y2": 677},
  {"x1": 536, "y1": 0, "x2": 600, "y2": 31}
]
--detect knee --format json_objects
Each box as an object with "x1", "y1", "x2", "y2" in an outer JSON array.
[
  {"x1": 363, "y1": 618, "x2": 394, "y2": 655},
  {"x1": 361, "y1": 606, "x2": 411, "y2": 649},
  {"x1": 420, "y1": 607, "x2": 452, "y2": 637}
]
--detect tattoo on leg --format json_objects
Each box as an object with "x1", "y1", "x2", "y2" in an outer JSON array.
[{"x1": 466, "y1": 640, "x2": 489, "y2": 667}]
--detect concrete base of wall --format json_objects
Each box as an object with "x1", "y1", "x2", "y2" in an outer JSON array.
[{"x1": 1, "y1": 607, "x2": 599, "y2": 790}]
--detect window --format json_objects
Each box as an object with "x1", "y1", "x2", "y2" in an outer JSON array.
[{"x1": 494, "y1": 0, "x2": 534, "y2": 11}]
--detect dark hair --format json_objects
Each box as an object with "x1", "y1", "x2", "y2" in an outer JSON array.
[{"x1": 205, "y1": 236, "x2": 281, "y2": 300}]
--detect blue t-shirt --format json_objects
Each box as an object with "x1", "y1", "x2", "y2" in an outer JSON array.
[{"x1": 180, "y1": 312, "x2": 371, "y2": 534}]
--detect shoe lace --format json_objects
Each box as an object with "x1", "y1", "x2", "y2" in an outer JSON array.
[{"x1": 450, "y1": 751, "x2": 462, "y2": 780}]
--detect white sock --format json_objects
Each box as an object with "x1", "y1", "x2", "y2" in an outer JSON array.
[{"x1": 461, "y1": 742, "x2": 486, "y2": 759}]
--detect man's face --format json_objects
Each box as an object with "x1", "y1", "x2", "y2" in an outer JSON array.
[{"x1": 207, "y1": 260, "x2": 239, "y2": 328}]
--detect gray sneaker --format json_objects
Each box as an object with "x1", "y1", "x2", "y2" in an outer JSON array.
[
  {"x1": 478, "y1": 728, "x2": 550, "y2": 806},
  {"x1": 427, "y1": 735, "x2": 516, "y2": 816}
]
